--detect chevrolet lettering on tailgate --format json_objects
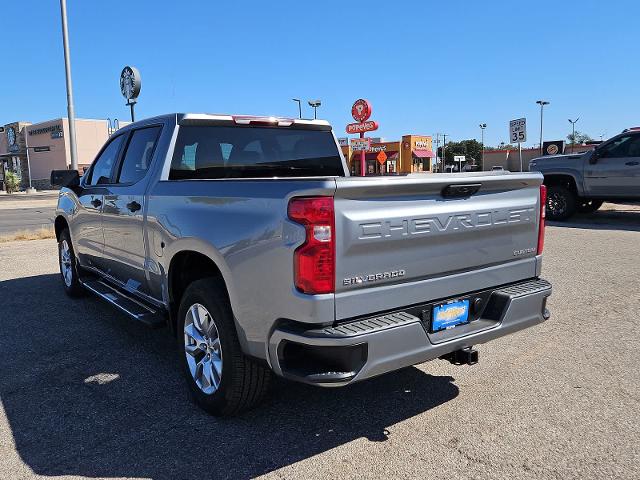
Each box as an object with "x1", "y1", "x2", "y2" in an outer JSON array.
[{"x1": 358, "y1": 208, "x2": 535, "y2": 240}]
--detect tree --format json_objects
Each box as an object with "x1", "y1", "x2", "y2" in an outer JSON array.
[
  {"x1": 437, "y1": 139, "x2": 484, "y2": 170},
  {"x1": 567, "y1": 131, "x2": 593, "y2": 145}
]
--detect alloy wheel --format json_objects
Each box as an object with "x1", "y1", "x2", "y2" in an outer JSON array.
[
  {"x1": 60, "y1": 240, "x2": 73, "y2": 287},
  {"x1": 547, "y1": 192, "x2": 567, "y2": 217},
  {"x1": 184, "y1": 303, "x2": 223, "y2": 395}
]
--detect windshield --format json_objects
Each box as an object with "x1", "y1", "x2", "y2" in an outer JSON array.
[{"x1": 169, "y1": 125, "x2": 345, "y2": 179}]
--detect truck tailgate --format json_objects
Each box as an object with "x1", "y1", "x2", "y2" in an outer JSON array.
[{"x1": 333, "y1": 173, "x2": 543, "y2": 320}]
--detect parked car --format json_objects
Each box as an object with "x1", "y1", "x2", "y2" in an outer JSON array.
[
  {"x1": 491, "y1": 166, "x2": 505, "y2": 171},
  {"x1": 529, "y1": 128, "x2": 640, "y2": 220},
  {"x1": 52, "y1": 113, "x2": 552, "y2": 416}
]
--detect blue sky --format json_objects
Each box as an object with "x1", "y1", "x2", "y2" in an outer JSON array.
[{"x1": 2, "y1": 0, "x2": 639, "y2": 147}]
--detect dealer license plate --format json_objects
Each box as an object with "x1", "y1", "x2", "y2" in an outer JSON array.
[{"x1": 432, "y1": 299, "x2": 470, "y2": 332}]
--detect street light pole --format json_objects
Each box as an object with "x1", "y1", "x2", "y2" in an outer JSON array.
[
  {"x1": 479, "y1": 123, "x2": 486, "y2": 167},
  {"x1": 536, "y1": 100, "x2": 549, "y2": 156},
  {"x1": 568, "y1": 118, "x2": 579, "y2": 153},
  {"x1": 292, "y1": 99, "x2": 302, "y2": 119},
  {"x1": 59, "y1": 0, "x2": 79, "y2": 171},
  {"x1": 308, "y1": 100, "x2": 321, "y2": 120},
  {"x1": 24, "y1": 131, "x2": 33, "y2": 191}
]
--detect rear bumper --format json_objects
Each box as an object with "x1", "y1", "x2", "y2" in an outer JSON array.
[{"x1": 268, "y1": 278, "x2": 552, "y2": 386}]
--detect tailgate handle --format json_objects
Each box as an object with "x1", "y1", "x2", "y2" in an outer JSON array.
[{"x1": 441, "y1": 183, "x2": 481, "y2": 198}]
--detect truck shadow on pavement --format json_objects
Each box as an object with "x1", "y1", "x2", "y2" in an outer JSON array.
[
  {"x1": 547, "y1": 206, "x2": 640, "y2": 232},
  {"x1": 0, "y1": 273, "x2": 459, "y2": 480}
]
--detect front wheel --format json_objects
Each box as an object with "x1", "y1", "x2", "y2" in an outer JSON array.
[
  {"x1": 546, "y1": 185, "x2": 577, "y2": 221},
  {"x1": 177, "y1": 278, "x2": 271, "y2": 416},
  {"x1": 58, "y1": 229, "x2": 85, "y2": 297},
  {"x1": 576, "y1": 199, "x2": 604, "y2": 214}
]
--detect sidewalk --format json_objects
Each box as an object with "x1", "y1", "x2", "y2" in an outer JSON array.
[{"x1": 0, "y1": 190, "x2": 59, "y2": 210}]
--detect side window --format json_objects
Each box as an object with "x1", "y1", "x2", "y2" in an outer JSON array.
[
  {"x1": 600, "y1": 135, "x2": 633, "y2": 159},
  {"x1": 86, "y1": 135, "x2": 126, "y2": 185},
  {"x1": 624, "y1": 136, "x2": 640, "y2": 158},
  {"x1": 116, "y1": 126, "x2": 162, "y2": 184}
]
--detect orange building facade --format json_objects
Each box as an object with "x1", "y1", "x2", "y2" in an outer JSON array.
[{"x1": 340, "y1": 135, "x2": 435, "y2": 175}]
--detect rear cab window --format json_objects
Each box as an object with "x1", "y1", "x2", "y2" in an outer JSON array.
[{"x1": 169, "y1": 126, "x2": 345, "y2": 179}]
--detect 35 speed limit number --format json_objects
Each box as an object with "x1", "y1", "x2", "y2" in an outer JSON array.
[{"x1": 509, "y1": 118, "x2": 527, "y2": 143}]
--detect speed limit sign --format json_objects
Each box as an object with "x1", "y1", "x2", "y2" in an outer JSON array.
[{"x1": 509, "y1": 118, "x2": 527, "y2": 143}]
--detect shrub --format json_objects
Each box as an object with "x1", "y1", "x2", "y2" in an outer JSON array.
[{"x1": 4, "y1": 171, "x2": 20, "y2": 194}]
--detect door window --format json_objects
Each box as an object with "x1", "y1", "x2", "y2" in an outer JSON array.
[
  {"x1": 599, "y1": 135, "x2": 640, "y2": 159},
  {"x1": 86, "y1": 135, "x2": 126, "y2": 185},
  {"x1": 116, "y1": 126, "x2": 162, "y2": 184}
]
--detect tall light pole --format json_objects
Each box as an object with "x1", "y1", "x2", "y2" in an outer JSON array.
[
  {"x1": 536, "y1": 100, "x2": 549, "y2": 156},
  {"x1": 59, "y1": 0, "x2": 79, "y2": 171},
  {"x1": 479, "y1": 123, "x2": 486, "y2": 167},
  {"x1": 292, "y1": 99, "x2": 302, "y2": 119},
  {"x1": 308, "y1": 100, "x2": 321, "y2": 119},
  {"x1": 568, "y1": 118, "x2": 579, "y2": 153}
]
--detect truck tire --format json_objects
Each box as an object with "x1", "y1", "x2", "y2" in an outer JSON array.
[
  {"x1": 177, "y1": 278, "x2": 271, "y2": 416},
  {"x1": 546, "y1": 185, "x2": 577, "y2": 220},
  {"x1": 57, "y1": 228, "x2": 85, "y2": 297},
  {"x1": 577, "y1": 199, "x2": 604, "y2": 214}
]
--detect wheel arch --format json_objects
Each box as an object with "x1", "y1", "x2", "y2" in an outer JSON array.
[
  {"x1": 54, "y1": 215, "x2": 69, "y2": 241},
  {"x1": 542, "y1": 172, "x2": 582, "y2": 195},
  {"x1": 165, "y1": 249, "x2": 248, "y2": 350}
]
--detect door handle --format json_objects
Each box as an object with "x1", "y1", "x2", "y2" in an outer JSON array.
[
  {"x1": 625, "y1": 161, "x2": 639, "y2": 166},
  {"x1": 91, "y1": 198, "x2": 102, "y2": 208},
  {"x1": 126, "y1": 201, "x2": 141, "y2": 212}
]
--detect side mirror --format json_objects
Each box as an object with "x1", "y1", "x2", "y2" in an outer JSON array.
[
  {"x1": 588, "y1": 150, "x2": 599, "y2": 164},
  {"x1": 50, "y1": 169, "x2": 80, "y2": 188}
]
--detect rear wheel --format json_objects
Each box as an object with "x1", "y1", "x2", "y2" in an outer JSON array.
[
  {"x1": 177, "y1": 278, "x2": 271, "y2": 416},
  {"x1": 58, "y1": 228, "x2": 85, "y2": 297},
  {"x1": 546, "y1": 185, "x2": 577, "y2": 221},
  {"x1": 576, "y1": 199, "x2": 604, "y2": 214}
]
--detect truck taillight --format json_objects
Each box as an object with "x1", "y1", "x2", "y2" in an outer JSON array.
[
  {"x1": 537, "y1": 184, "x2": 547, "y2": 254},
  {"x1": 288, "y1": 196, "x2": 335, "y2": 294}
]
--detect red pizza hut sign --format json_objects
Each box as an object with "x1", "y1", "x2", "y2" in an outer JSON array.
[
  {"x1": 346, "y1": 120, "x2": 378, "y2": 134},
  {"x1": 351, "y1": 99, "x2": 372, "y2": 122}
]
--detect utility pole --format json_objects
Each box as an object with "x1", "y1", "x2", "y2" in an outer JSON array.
[
  {"x1": 568, "y1": 118, "x2": 579, "y2": 153},
  {"x1": 433, "y1": 133, "x2": 440, "y2": 173},
  {"x1": 536, "y1": 100, "x2": 549, "y2": 156},
  {"x1": 441, "y1": 134, "x2": 448, "y2": 173},
  {"x1": 59, "y1": 0, "x2": 79, "y2": 171}
]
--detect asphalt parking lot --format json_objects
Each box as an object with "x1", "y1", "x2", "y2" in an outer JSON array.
[{"x1": 0, "y1": 205, "x2": 639, "y2": 480}]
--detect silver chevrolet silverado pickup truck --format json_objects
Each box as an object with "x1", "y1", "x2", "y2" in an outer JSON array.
[{"x1": 51, "y1": 113, "x2": 552, "y2": 416}]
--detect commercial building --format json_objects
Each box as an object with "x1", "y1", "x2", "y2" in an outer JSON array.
[
  {"x1": 339, "y1": 135, "x2": 435, "y2": 175},
  {"x1": 0, "y1": 117, "x2": 127, "y2": 190}
]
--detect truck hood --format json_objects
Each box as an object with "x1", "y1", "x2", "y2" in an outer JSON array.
[{"x1": 529, "y1": 153, "x2": 585, "y2": 171}]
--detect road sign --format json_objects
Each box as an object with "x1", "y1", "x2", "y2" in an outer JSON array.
[
  {"x1": 376, "y1": 150, "x2": 388, "y2": 164},
  {"x1": 453, "y1": 155, "x2": 465, "y2": 163},
  {"x1": 346, "y1": 120, "x2": 379, "y2": 134},
  {"x1": 351, "y1": 99, "x2": 372, "y2": 122},
  {"x1": 350, "y1": 138, "x2": 371, "y2": 151},
  {"x1": 509, "y1": 118, "x2": 527, "y2": 144}
]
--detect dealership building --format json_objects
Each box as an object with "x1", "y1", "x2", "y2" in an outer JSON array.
[
  {"x1": 339, "y1": 135, "x2": 435, "y2": 175},
  {"x1": 0, "y1": 117, "x2": 127, "y2": 190}
]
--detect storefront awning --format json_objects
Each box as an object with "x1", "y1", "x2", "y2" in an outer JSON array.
[{"x1": 412, "y1": 149, "x2": 434, "y2": 158}]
